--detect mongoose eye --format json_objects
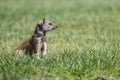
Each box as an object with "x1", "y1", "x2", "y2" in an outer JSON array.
[{"x1": 48, "y1": 23, "x2": 53, "y2": 25}]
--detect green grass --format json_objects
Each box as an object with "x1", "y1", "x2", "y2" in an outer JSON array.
[{"x1": 0, "y1": 0, "x2": 120, "y2": 80}]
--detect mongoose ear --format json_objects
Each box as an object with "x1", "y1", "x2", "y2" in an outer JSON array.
[
  {"x1": 42, "y1": 18, "x2": 47, "y2": 24},
  {"x1": 36, "y1": 20, "x2": 43, "y2": 27}
]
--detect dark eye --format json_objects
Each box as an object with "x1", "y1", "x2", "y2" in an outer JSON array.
[{"x1": 49, "y1": 23, "x2": 53, "y2": 25}]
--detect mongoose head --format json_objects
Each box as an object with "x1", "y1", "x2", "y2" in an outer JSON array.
[{"x1": 34, "y1": 18, "x2": 57, "y2": 34}]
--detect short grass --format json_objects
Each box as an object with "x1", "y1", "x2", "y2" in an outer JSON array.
[{"x1": 0, "y1": 0, "x2": 120, "y2": 80}]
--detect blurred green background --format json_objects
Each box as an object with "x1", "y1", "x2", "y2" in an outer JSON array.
[{"x1": 0, "y1": 0, "x2": 120, "y2": 80}]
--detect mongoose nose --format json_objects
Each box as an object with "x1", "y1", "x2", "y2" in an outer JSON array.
[{"x1": 56, "y1": 26, "x2": 58, "y2": 28}]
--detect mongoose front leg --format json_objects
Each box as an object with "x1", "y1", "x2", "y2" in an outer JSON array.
[
  {"x1": 32, "y1": 38, "x2": 42, "y2": 59},
  {"x1": 41, "y1": 42, "x2": 47, "y2": 58}
]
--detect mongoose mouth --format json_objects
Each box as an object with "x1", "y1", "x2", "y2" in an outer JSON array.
[{"x1": 53, "y1": 26, "x2": 58, "y2": 30}]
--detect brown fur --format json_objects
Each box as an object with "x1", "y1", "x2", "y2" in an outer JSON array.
[
  {"x1": 13, "y1": 37, "x2": 33, "y2": 56},
  {"x1": 13, "y1": 18, "x2": 57, "y2": 58}
]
